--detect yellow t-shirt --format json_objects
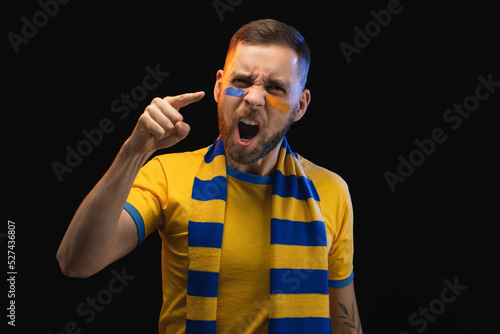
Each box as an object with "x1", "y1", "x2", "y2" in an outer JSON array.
[{"x1": 125, "y1": 145, "x2": 354, "y2": 334}]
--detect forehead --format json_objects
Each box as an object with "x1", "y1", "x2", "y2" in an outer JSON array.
[{"x1": 225, "y1": 43, "x2": 300, "y2": 82}]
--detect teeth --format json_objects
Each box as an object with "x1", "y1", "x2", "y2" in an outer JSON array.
[{"x1": 239, "y1": 118, "x2": 258, "y2": 126}]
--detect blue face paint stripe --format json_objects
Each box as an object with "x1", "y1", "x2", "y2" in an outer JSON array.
[{"x1": 224, "y1": 87, "x2": 244, "y2": 97}]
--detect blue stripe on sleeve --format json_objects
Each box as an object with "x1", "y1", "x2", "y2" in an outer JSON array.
[
  {"x1": 271, "y1": 219, "x2": 327, "y2": 246},
  {"x1": 328, "y1": 271, "x2": 354, "y2": 288},
  {"x1": 124, "y1": 202, "x2": 145, "y2": 247}
]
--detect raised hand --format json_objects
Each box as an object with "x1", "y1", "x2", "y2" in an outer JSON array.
[{"x1": 126, "y1": 91, "x2": 205, "y2": 155}]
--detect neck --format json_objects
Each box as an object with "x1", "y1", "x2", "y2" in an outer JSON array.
[{"x1": 226, "y1": 140, "x2": 282, "y2": 176}]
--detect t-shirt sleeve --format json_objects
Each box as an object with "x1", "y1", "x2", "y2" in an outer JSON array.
[
  {"x1": 327, "y1": 187, "x2": 354, "y2": 288},
  {"x1": 124, "y1": 157, "x2": 167, "y2": 247}
]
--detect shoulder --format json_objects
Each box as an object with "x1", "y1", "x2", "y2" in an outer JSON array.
[
  {"x1": 146, "y1": 145, "x2": 209, "y2": 174},
  {"x1": 298, "y1": 154, "x2": 350, "y2": 203},
  {"x1": 154, "y1": 146, "x2": 208, "y2": 166},
  {"x1": 135, "y1": 145, "x2": 210, "y2": 186},
  {"x1": 297, "y1": 155, "x2": 354, "y2": 247}
]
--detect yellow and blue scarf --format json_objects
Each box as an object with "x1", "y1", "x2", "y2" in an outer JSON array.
[{"x1": 186, "y1": 137, "x2": 331, "y2": 333}]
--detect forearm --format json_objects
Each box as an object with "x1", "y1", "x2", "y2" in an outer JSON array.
[
  {"x1": 329, "y1": 284, "x2": 363, "y2": 334},
  {"x1": 331, "y1": 301, "x2": 362, "y2": 334},
  {"x1": 57, "y1": 92, "x2": 204, "y2": 278},
  {"x1": 56, "y1": 140, "x2": 149, "y2": 277}
]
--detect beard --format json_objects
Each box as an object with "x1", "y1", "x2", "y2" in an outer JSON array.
[{"x1": 217, "y1": 103, "x2": 297, "y2": 165}]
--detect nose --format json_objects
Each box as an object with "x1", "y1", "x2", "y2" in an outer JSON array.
[{"x1": 243, "y1": 85, "x2": 266, "y2": 110}]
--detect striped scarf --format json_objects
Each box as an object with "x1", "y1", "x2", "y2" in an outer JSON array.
[{"x1": 186, "y1": 137, "x2": 331, "y2": 333}]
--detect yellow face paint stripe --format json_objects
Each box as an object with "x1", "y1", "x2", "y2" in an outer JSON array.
[{"x1": 268, "y1": 95, "x2": 291, "y2": 114}]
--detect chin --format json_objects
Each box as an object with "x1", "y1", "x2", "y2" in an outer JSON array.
[
  {"x1": 217, "y1": 104, "x2": 295, "y2": 166},
  {"x1": 223, "y1": 126, "x2": 289, "y2": 166}
]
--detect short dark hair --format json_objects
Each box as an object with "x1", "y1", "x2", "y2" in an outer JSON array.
[{"x1": 225, "y1": 19, "x2": 311, "y2": 89}]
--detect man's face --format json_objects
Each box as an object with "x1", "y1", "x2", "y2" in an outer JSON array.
[{"x1": 214, "y1": 43, "x2": 309, "y2": 167}]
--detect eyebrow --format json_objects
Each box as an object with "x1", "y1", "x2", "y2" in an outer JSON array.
[
  {"x1": 267, "y1": 77, "x2": 290, "y2": 92},
  {"x1": 230, "y1": 72, "x2": 254, "y2": 82}
]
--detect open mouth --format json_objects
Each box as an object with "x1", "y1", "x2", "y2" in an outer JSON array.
[{"x1": 238, "y1": 118, "x2": 259, "y2": 142}]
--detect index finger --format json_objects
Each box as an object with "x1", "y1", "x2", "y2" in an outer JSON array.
[{"x1": 164, "y1": 91, "x2": 205, "y2": 110}]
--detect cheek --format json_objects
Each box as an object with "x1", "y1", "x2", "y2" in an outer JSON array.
[
  {"x1": 219, "y1": 89, "x2": 243, "y2": 118},
  {"x1": 267, "y1": 95, "x2": 291, "y2": 114},
  {"x1": 223, "y1": 87, "x2": 245, "y2": 109}
]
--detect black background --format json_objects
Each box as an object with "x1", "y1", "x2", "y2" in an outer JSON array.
[{"x1": 4, "y1": 0, "x2": 498, "y2": 333}]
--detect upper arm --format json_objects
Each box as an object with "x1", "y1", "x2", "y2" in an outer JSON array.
[
  {"x1": 329, "y1": 282, "x2": 363, "y2": 334},
  {"x1": 106, "y1": 209, "x2": 140, "y2": 265},
  {"x1": 106, "y1": 158, "x2": 167, "y2": 266}
]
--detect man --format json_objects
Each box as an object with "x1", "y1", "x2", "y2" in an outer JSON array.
[{"x1": 57, "y1": 19, "x2": 362, "y2": 334}]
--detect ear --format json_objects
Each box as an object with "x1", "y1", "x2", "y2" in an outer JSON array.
[
  {"x1": 214, "y1": 69, "x2": 224, "y2": 103},
  {"x1": 294, "y1": 88, "x2": 311, "y2": 122}
]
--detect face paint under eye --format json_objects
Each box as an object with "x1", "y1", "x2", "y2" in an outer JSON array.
[
  {"x1": 267, "y1": 95, "x2": 291, "y2": 114},
  {"x1": 224, "y1": 87, "x2": 245, "y2": 97}
]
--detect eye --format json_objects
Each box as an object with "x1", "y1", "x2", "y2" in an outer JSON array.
[
  {"x1": 232, "y1": 78, "x2": 251, "y2": 88},
  {"x1": 267, "y1": 85, "x2": 286, "y2": 95}
]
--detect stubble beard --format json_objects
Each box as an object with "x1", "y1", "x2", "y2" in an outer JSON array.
[{"x1": 217, "y1": 104, "x2": 297, "y2": 165}]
